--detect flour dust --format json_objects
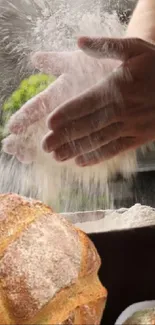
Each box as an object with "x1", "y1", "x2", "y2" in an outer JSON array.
[{"x1": 0, "y1": 0, "x2": 140, "y2": 212}]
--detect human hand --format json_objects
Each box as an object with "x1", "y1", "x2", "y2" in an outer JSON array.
[
  {"x1": 42, "y1": 37, "x2": 155, "y2": 167},
  {"x1": 2, "y1": 48, "x2": 117, "y2": 163}
]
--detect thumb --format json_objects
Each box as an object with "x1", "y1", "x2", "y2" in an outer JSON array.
[{"x1": 78, "y1": 37, "x2": 155, "y2": 61}]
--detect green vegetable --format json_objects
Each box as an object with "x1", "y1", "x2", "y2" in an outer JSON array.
[
  {"x1": 0, "y1": 73, "x2": 55, "y2": 142},
  {"x1": 2, "y1": 73, "x2": 55, "y2": 122}
]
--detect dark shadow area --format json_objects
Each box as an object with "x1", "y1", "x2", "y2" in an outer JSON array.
[
  {"x1": 109, "y1": 171, "x2": 155, "y2": 209},
  {"x1": 89, "y1": 226, "x2": 155, "y2": 325}
]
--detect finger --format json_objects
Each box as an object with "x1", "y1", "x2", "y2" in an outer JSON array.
[
  {"x1": 16, "y1": 145, "x2": 37, "y2": 164},
  {"x1": 31, "y1": 51, "x2": 72, "y2": 77},
  {"x1": 7, "y1": 75, "x2": 68, "y2": 134},
  {"x1": 78, "y1": 37, "x2": 155, "y2": 61},
  {"x1": 7, "y1": 91, "x2": 49, "y2": 134},
  {"x1": 2, "y1": 134, "x2": 18, "y2": 155},
  {"x1": 45, "y1": 106, "x2": 119, "y2": 152},
  {"x1": 48, "y1": 76, "x2": 117, "y2": 130},
  {"x1": 75, "y1": 137, "x2": 137, "y2": 166},
  {"x1": 52, "y1": 123, "x2": 124, "y2": 161},
  {"x1": 2, "y1": 134, "x2": 36, "y2": 164}
]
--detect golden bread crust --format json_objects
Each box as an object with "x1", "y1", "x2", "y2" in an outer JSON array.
[
  {"x1": 0, "y1": 193, "x2": 51, "y2": 255},
  {"x1": 0, "y1": 193, "x2": 106, "y2": 325},
  {"x1": 63, "y1": 297, "x2": 106, "y2": 325},
  {"x1": 78, "y1": 230, "x2": 101, "y2": 277}
]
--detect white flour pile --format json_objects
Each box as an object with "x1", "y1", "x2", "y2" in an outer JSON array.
[
  {"x1": 61, "y1": 203, "x2": 155, "y2": 233},
  {"x1": 0, "y1": 0, "x2": 145, "y2": 212}
]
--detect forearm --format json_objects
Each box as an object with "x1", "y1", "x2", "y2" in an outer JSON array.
[{"x1": 126, "y1": 0, "x2": 155, "y2": 42}]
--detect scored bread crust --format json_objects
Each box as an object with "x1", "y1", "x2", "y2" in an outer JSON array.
[
  {"x1": 0, "y1": 193, "x2": 107, "y2": 325},
  {"x1": 62, "y1": 297, "x2": 106, "y2": 325}
]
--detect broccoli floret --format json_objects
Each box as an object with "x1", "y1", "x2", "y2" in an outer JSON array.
[
  {"x1": 2, "y1": 73, "x2": 55, "y2": 120},
  {"x1": 0, "y1": 73, "x2": 55, "y2": 144}
]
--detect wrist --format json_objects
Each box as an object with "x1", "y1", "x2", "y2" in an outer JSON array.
[{"x1": 126, "y1": 0, "x2": 155, "y2": 41}]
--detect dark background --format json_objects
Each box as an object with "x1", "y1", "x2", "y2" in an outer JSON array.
[{"x1": 89, "y1": 226, "x2": 155, "y2": 325}]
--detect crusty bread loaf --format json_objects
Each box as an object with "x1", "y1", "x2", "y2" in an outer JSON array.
[{"x1": 0, "y1": 193, "x2": 107, "y2": 325}]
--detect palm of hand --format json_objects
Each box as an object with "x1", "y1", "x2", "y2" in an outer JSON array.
[
  {"x1": 42, "y1": 37, "x2": 155, "y2": 167},
  {"x1": 3, "y1": 49, "x2": 117, "y2": 163}
]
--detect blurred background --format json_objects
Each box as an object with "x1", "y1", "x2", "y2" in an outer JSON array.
[{"x1": 0, "y1": 0, "x2": 154, "y2": 212}]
